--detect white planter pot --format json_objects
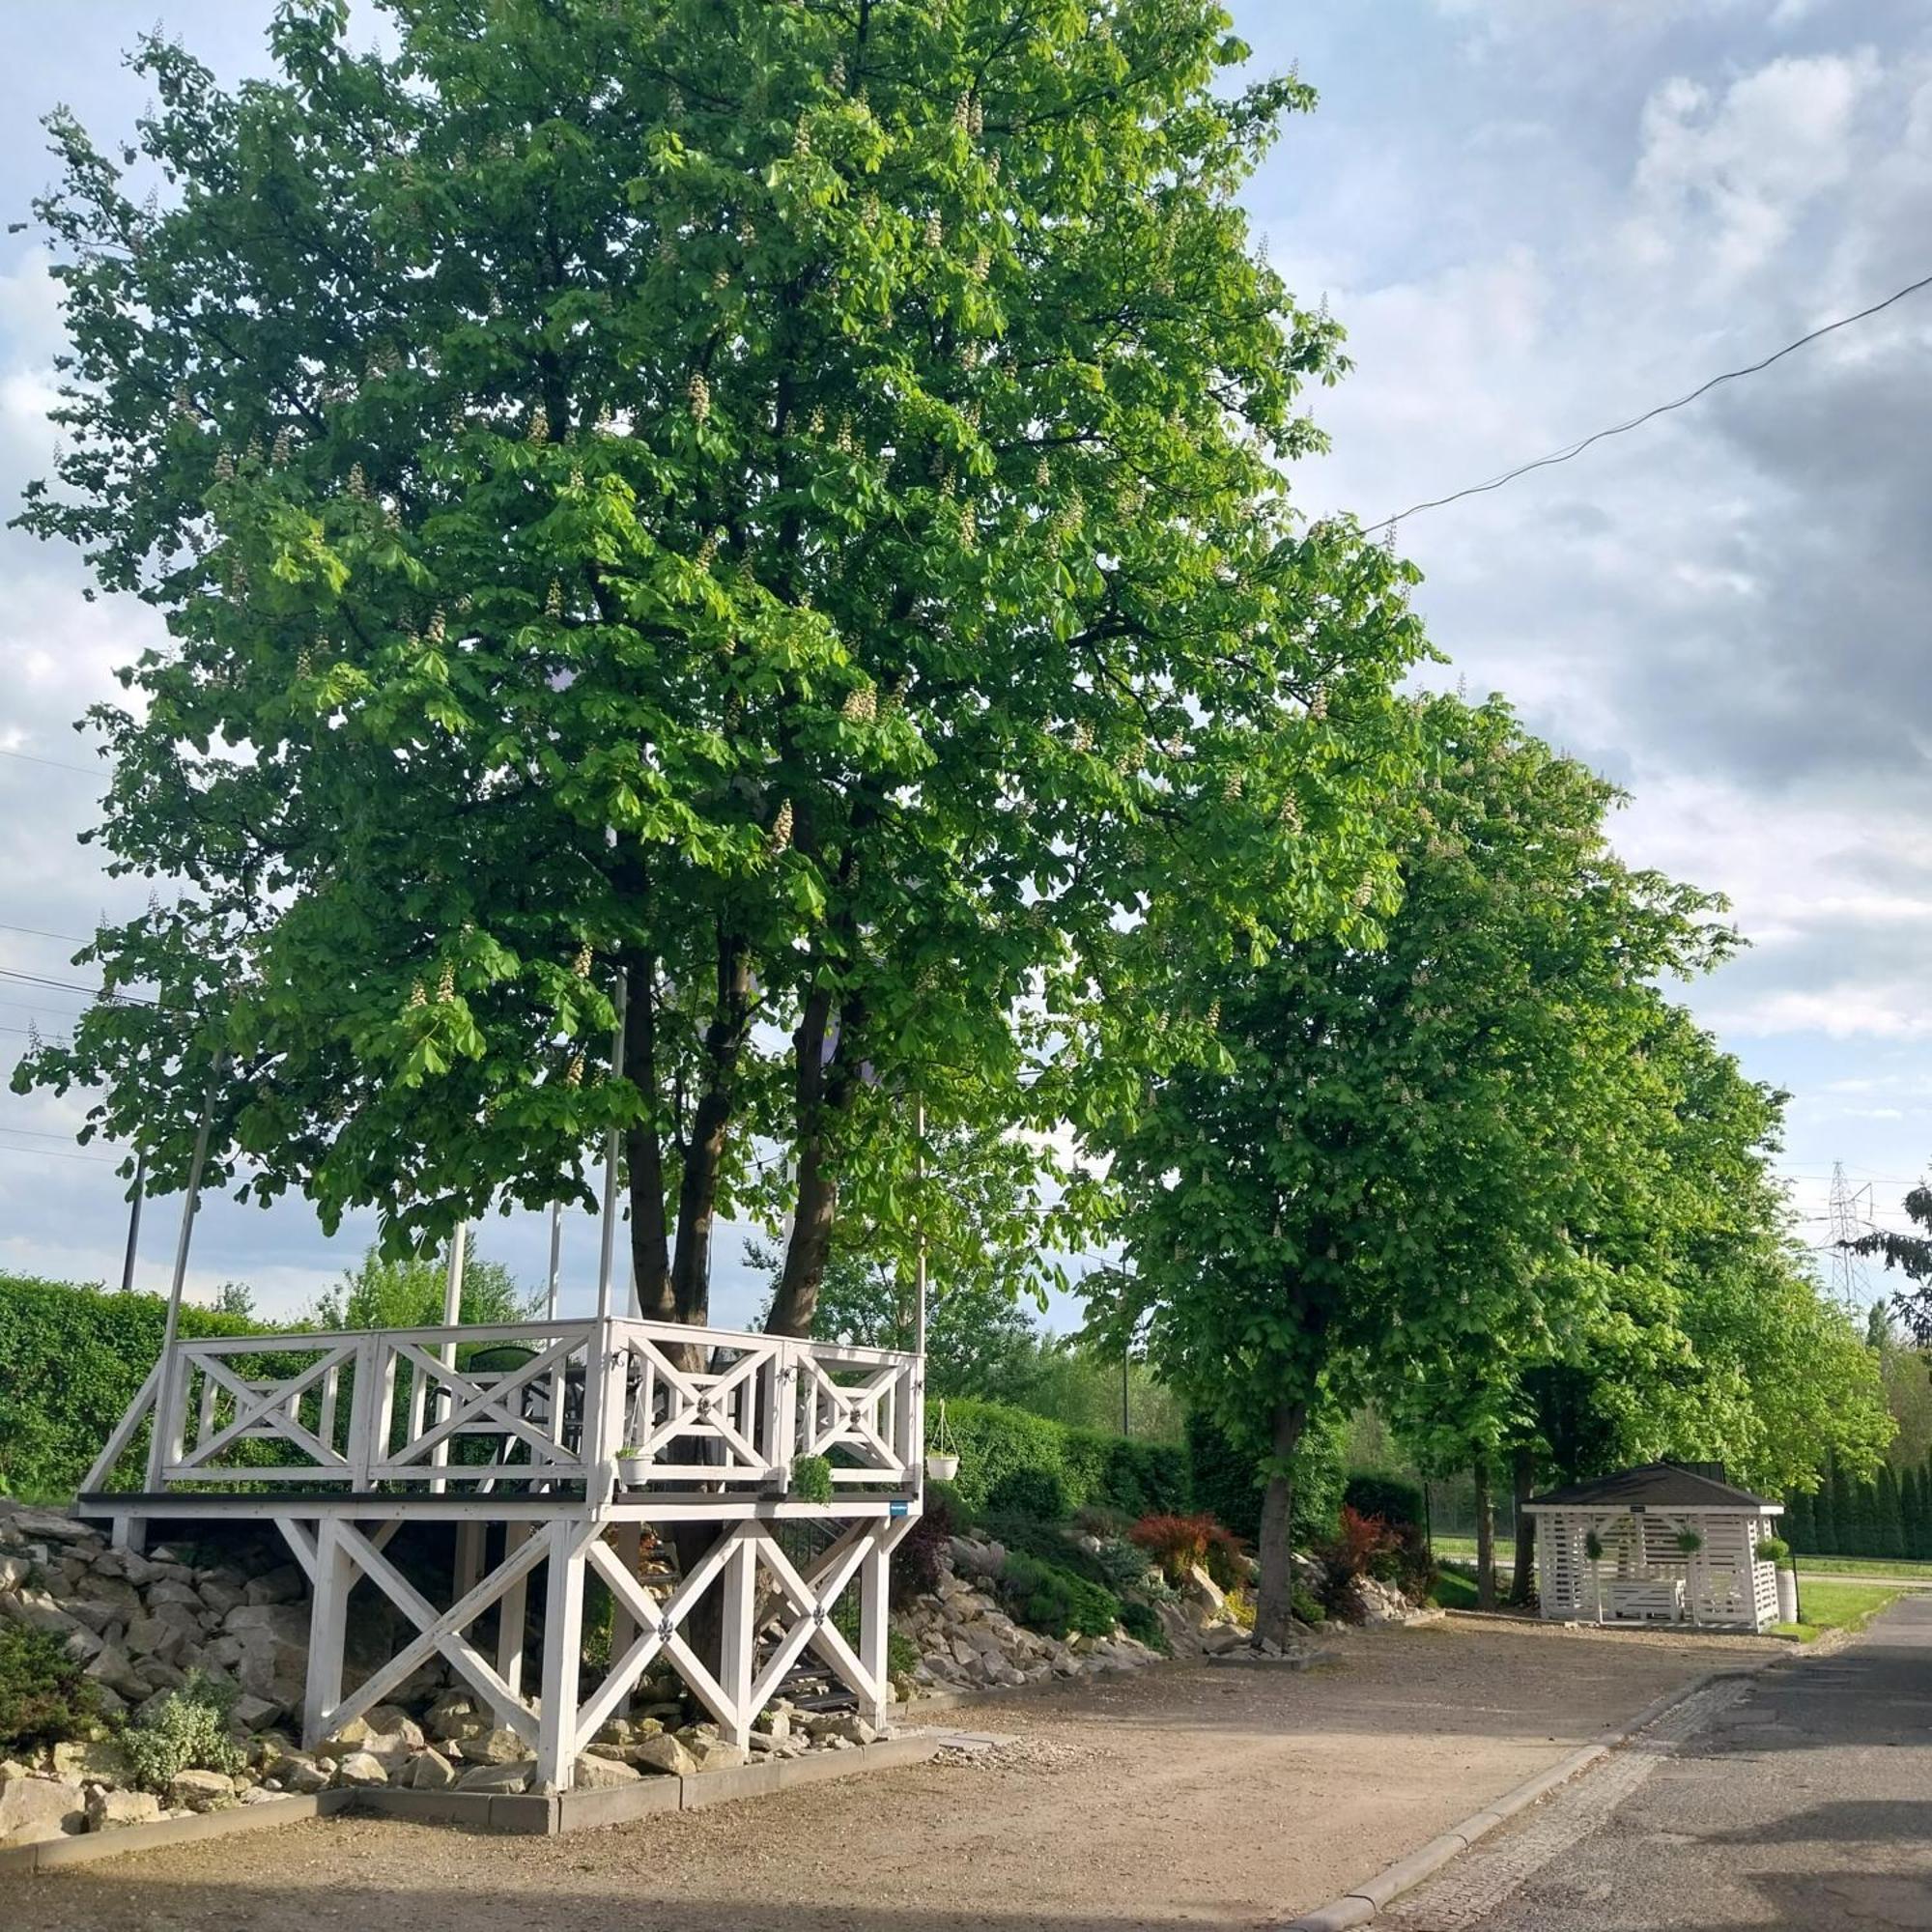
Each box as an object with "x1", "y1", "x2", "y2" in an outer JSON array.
[
  {"x1": 925, "y1": 1451, "x2": 959, "y2": 1483},
  {"x1": 615, "y1": 1456, "x2": 649, "y2": 1489},
  {"x1": 1776, "y1": 1569, "x2": 1799, "y2": 1625}
]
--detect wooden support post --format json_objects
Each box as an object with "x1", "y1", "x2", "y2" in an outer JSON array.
[
  {"x1": 857, "y1": 1522, "x2": 892, "y2": 1733},
  {"x1": 303, "y1": 1518, "x2": 355, "y2": 1748},
  {"x1": 496, "y1": 1522, "x2": 532, "y2": 1698},
  {"x1": 610, "y1": 1521, "x2": 642, "y2": 1717},
  {"x1": 536, "y1": 1520, "x2": 587, "y2": 1792},
  {"x1": 455, "y1": 1520, "x2": 485, "y2": 1598},
  {"x1": 717, "y1": 1528, "x2": 755, "y2": 1747}
]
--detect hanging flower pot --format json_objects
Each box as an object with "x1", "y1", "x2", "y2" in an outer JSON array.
[
  {"x1": 615, "y1": 1446, "x2": 649, "y2": 1488},
  {"x1": 924, "y1": 1400, "x2": 958, "y2": 1484}
]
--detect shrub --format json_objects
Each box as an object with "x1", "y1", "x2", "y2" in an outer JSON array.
[
  {"x1": 1221, "y1": 1584, "x2": 1257, "y2": 1632},
  {"x1": 120, "y1": 1672, "x2": 244, "y2": 1794},
  {"x1": 790, "y1": 1455, "x2": 833, "y2": 1504},
  {"x1": 1344, "y1": 1471, "x2": 1425, "y2": 1532},
  {"x1": 0, "y1": 1273, "x2": 281, "y2": 1501},
  {"x1": 887, "y1": 1631, "x2": 922, "y2": 1678},
  {"x1": 892, "y1": 1493, "x2": 954, "y2": 1607},
  {"x1": 1129, "y1": 1511, "x2": 1247, "y2": 1588},
  {"x1": 0, "y1": 1621, "x2": 98, "y2": 1753},
  {"x1": 1092, "y1": 1537, "x2": 1168, "y2": 1599},
  {"x1": 998, "y1": 1551, "x2": 1121, "y2": 1641},
  {"x1": 1756, "y1": 1535, "x2": 1792, "y2": 1570},
  {"x1": 1675, "y1": 1527, "x2": 1704, "y2": 1556},
  {"x1": 1118, "y1": 1599, "x2": 1170, "y2": 1653},
  {"x1": 939, "y1": 1399, "x2": 1190, "y2": 1520},
  {"x1": 986, "y1": 1463, "x2": 1070, "y2": 1522},
  {"x1": 1291, "y1": 1583, "x2": 1327, "y2": 1626},
  {"x1": 1184, "y1": 1408, "x2": 1348, "y2": 1546},
  {"x1": 1314, "y1": 1505, "x2": 1400, "y2": 1616}
]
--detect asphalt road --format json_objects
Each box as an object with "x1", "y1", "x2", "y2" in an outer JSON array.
[{"x1": 1390, "y1": 1595, "x2": 1932, "y2": 1931}]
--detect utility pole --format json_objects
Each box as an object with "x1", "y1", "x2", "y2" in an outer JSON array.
[{"x1": 118, "y1": 1148, "x2": 146, "y2": 1295}]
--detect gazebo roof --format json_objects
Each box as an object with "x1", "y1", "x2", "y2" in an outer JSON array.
[{"x1": 1523, "y1": 1460, "x2": 1778, "y2": 1514}]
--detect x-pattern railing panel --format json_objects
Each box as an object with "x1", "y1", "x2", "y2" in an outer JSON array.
[
  {"x1": 746, "y1": 1521, "x2": 878, "y2": 1714},
  {"x1": 795, "y1": 1354, "x2": 903, "y2": 1475},
  {"x1": 619, "y1": 1331, "x2": 781, "y2": 1484},
  {"x1": 371, "y1": 1334, "x2": 586, "y2": 1479},
  {"x1": 163, "y1": 1341, "x2": 360, "y2": 1483}
]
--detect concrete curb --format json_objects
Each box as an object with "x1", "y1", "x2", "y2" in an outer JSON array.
[
  {"x1": 0, "y1": 1789, "x2": 355, "y2": 1877},
  {"x1": 1275, "y1": 1649, "x2": 1791, "y2": 1931}
]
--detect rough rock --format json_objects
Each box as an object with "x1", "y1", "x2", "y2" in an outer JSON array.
[
  {"x1": 807, "y1": 1713, "x2": 877, "y2": 1747},
  {"x1": 572, "y1": 1752, "x2": 642, "y2": 1789},
  {"x1": 463, "y1": 1725, "x2": 529, "y2": 1767},
  {"x1": 49, "y1": 1738, "x2": 133, "y2": 1784},
  {"x1": 456, "y1": 1758, "x2": 532, "y2": 1793},
  {"x1": 632, "y1": 1734, "x2": 696, "y2": 1777},
  {"x1": 265, "y1": 1750, "x2": 331, "y2": 1795},
  {"x1": 243, "y1": 1565, "x2": 307, "y2": 1606},
  {"x1": 85, "y1": 1787, "x2": 162, "y2": 1832},
  {"x1": 403, "y1": 1748, "x2": 458, "y2": 1790},
  {"x1": 168, "y1": 1768, "x2": 237, "y2": 1811},
  {"x1": 329, "y1": 1752, "x2": 389, "y2": 1790},
  {"x1": 0, "y1": 1776, "x2": 85, "y2": 1845},
  {"x1": 684, "y1": 1736, "x2": 747, "y2": 1772}
]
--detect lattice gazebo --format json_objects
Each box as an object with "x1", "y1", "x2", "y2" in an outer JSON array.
[{"x1": 1524, "y1": 1462, "x2": 1782, "y2": 1632}]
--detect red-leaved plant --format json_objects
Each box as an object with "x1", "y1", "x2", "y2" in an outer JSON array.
[{"x1": 1130, "y1": 1512, "x2": 1248, "y2": 1588}]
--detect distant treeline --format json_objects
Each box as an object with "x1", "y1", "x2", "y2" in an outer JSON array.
[{"x1": 1784, "y1": 1456, "x2": 1932, "y2": 1562}]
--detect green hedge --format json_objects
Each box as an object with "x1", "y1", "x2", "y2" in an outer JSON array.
[
  {"x1": 939, "y1": 1398, "x2": 1190, "y2": 1520},
  {"x1": 1185, "y1": 1411, "x2": 1348, "y2": 1545},
  {"x1": 1344, "y1": 1471, "x2": 1426, "y2": 1532},
  {"x1": 0, "y1": 1274, "x2": 272, "y2": 1502}
]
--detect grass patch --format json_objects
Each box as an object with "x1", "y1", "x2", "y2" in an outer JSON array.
[
  {"x1": 1795, "y1": 1554, "x2": 1932, "y2": 1581},
  {"x1": 1430, "y1": 1569, "x2": 1479, "y2": 1610},
  {"x1": 1775, "y1": 1578, "x2": 1906, "y2": 1643}
]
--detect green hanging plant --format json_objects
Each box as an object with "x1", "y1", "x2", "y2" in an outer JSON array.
[
  {"x1": 791, "y1": 1454, "x2": 833, "y2": 1505},
  {"x1": 1675, "y1": 1527, "x2": 1704, "y2": 1556},
  {"x1": 1582, "y1": 1529, "x2": 1605, "y2": 1563}
]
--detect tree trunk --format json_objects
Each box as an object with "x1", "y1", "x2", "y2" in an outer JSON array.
[
  {"x1": 667, "y1": 936, "x2": 753, "y2": 1325},
  {"x1": 1509, "y1": 1445, "x2": 1538, "y2": 1606},
  {"x1": 1474, "y1": 1457, "x2": 1497, "y2": 1611},
  {"x1": 1253, "y1": 1401, "x2": 1309, "y2": 1650},
  {"x1": 768, "y1": 982, "x2": 861, "y2": 1338},
  {"x1": 625, "y1": 960, "x2": 674, "y2": 1321}
]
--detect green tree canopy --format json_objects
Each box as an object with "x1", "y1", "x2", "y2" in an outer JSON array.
[
  {"x1": 16, "y1": 0, "x2": 1420, "y2": 1340},
  {"x1": 307, "y1": 1236, "x2": 533, "y2": 1330},
  {"x1": 1086, "y1": 694, "x2": 1736, "y2": 1642}
]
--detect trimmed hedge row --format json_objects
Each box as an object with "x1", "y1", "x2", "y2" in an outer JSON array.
[
  {"x1": 939, "y1": 1398, "x2": 1191, "y2": 1519},
  {"x1": 0, "y1": 1274, "x2": 270, "y2": 1501}
]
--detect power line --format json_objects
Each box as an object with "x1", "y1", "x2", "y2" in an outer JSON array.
[
  {"x1": 0, "y1": 1138, "x2": 118, "y2": 1166},
  {"x1": 0, "y1": 744, "x2": 106, "y2": 778},
  {"x1": 0, "y1": 967, "x2": 156, "y2": 1008},
  {"x1": 1365, "y1": 268, "x2": 1932, "y2": 535},
  {"x1": 0, "y1": 920, "x2": 93, "y2": 947}
]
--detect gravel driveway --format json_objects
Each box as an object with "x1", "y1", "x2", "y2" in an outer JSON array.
[{"x1": 12, "y1": 1616, "x2": 1779, "y2": 1932}]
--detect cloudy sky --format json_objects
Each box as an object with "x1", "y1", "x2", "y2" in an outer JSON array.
[{"x1": 1, "y1": 2, "x2": 1927, "y2": 1323}]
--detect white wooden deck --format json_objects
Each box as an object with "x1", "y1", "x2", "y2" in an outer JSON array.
[{"x1": 79, "y1": 1316, "x2": 924, "y2": 1788}]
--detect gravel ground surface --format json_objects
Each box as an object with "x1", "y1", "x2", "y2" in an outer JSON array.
[{"x1": 12, "y1": 1616, "x2": 1780, "y2": 1932}]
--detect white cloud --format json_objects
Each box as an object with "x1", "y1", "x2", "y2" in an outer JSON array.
[{"x1": 1624, "y1": 51, "x2": 1881, "y2": 280}]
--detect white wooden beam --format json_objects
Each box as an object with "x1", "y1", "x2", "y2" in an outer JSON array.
[
  {"x1": 536, "y1": 1519, "x2": 590, "y2": 1790},
  {"x1": 302, "y1": 1518, "x2": 355, "y2": 1749}
]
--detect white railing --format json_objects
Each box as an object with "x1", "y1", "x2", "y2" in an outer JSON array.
[{"x1": 84, "y1": 1316, "x2": 922, "y2": 1503}]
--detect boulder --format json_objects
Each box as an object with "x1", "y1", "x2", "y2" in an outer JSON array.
[
  {"x1": 1180, "y1": 1565, "x2": 1225, "y2": 1617},
  {"x1": 144, "y1": 1578, "x2": 206, "y2": 1612},
  {"x1": 49, "y1": 1738, "x2": 133, "y2": 1785},
  {"x1": 807, "y1": 1713, "x2": 877, "y2": 1747},
  {"x1": 403, "y1": 1748, "x2": 458, "y2": 1791},
  {"x1": 168, "y1": 1768, "x2": 236, "y2": 1812},
  {"x1": 224, "y1": 1602, "x2": 309, "y2": 1643},
  {"x1": 329, "y1": 1752, "x2": 389, "y2": 1790},
  {"x1": 631, "y1": 1734, "x2": 696, "y2": 1777},
  {"x1": 572, "y1": 1752, "x2": 641, "y2": 1789},
  {"x1": 463, "y1": 1725, "x2": 529, "y2": 1767},
  {"x1": 243, "y1": 1565, "x2": 307, "y2": 1607},
  {"x1": 85, "y1": 1787, "x2": 161, "y2": 1833},
  {"x1": 85, "y1": 1644, "x2": 151, "y2": 1702},
  {"x1": 455, "y1": 1759, "x2": 531, "y2": 1793},
  {"x1": 264, "y1": 1751, "x2": 331, "y2": 1796},
  {"x1": 359, "y1": 1705, "x2": 426, "y2": 1750},
  {"x1": 197, "y1": 1577, "x2": 247, "y2": 1617},
  {"x1": 0, "y1": 1505, "x2": 95, "y2": 1546},
  {"x1": 229, "y1": 1692, "x2": 284, "y2": 1733},
  {"x1": 0, "y1": 1776, "x2": 85, "y2": 1846},
  {"x1": 685, "y1": 1737, "x2": 747, "y2": 1772}
]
